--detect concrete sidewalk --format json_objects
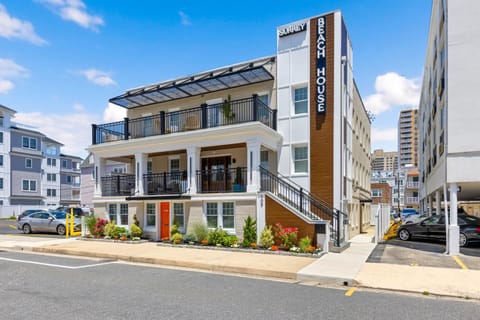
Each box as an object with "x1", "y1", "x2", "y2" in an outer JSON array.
[{"x1": 1, "y1": 234, "x2": 480, "y2": 300}]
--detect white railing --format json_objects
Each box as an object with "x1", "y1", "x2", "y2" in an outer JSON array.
[
  {"x1": 406, "y1": 182, "x2": 419, "y2": 188},
  {"x1": 372, "y1": 203, "x2": 392, "y2": 244},
  {"x1": 405, "y1": 197, "x2": 419, "y2": 203}
]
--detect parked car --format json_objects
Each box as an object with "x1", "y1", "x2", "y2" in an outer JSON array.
[
  {"x1": 17, "y1": 211, "x2": 81, "y2": 235},
  {"x1": 16, "y1": 209, "x2": 48, "y2": 221},
  {"x1": 397, "y1": 214, "x2": 480, "y2": 247},
  {"x1": 400, "y1": 208, "x2": 418, "y2": 219},
  {"x1": 402, "y1": 213, "x2": 428, "y2": 224},
  {"x1": 56, "y1": 206, "x2": 92, "y2": 217}
]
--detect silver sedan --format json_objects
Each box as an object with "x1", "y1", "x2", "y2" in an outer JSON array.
[{"x1": 17, "y1": 211, "x2": 80, "y2": 235}]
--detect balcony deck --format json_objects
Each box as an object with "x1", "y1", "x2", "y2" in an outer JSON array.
[{"x1": 92, "y1": 96, "x2": 276, "y2": 145}]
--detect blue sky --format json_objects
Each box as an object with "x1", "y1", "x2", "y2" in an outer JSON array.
[{"x1": 0, "y1": 0, "x2": 431, "y2": 157}]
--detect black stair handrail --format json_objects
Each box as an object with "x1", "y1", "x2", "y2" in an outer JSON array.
[{"x1": 259, "y1": 166, "x2": 347, "y2": 247}]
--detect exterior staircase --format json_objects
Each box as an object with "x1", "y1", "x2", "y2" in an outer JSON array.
[{"x1": 259, "y1": 167, "x2": 347, "y2": 248}]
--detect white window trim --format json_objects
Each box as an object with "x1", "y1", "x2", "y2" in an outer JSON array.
[
  {"x1": 203, "y1": 201, "x2": 235, "y2": 233},
  {"x1": 292, "y1": 85, "x2": 309, "y2": 116},
  {"x1": 291, "y1": 144, "x2": 309, "y2": 175},
  {"x1": 108, "y1": 203, "x2": 129, "y2": 227},
  {"x1": 172, "y1": 201, "x2": 185, "y2": 233},
  {"x1": 25, "y1": 158, "x2": 32, "y2": 168},
  {"x1": 22, "y1": 136, "x2": 37, "y2": 149},
  {"x1": 144, "y1": 202, "x2": 157, "y2": 232},
  {"x1": 22, "y1": 179, "x2": 37, "y2": 192},
  {"x1": 168, "y1": 155, "x2": 180, "y2": 172}
]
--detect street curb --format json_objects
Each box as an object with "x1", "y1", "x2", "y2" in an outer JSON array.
[
  {"x1": 32, "y1": 247, "x2": 298, "y2": 280},
  {"x1": 355, "y1": 283, "x2": 480, "y2": 301},
  {"x1": 296, "y1": 273, "x2": 357, "y2": 286}
]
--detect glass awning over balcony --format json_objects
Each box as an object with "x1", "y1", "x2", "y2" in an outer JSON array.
[{"x1": 110, "y1": 56, "x2": 276, "y2": 109}]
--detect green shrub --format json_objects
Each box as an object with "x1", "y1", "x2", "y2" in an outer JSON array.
[
  {"x1": 85, "y1": 214, "x2": 97, "y2": 235},
  {"x1": 259, "y1": 225, "x2": 274, "y2": 248},
  {"x1": 208, "y1": 228, "x2": 228, "y2": 246},
  {"x1": 242, "y1": 216, "x2": 257, "y2": 247},
  {"x1": 103, "y1": 221, "x2": 116, "y2": 237},
  {"x1": 130, "y1": 223, "x2": 143, "y2": 238},
  {"x1": 222, "y1": 235, "x2": 238, "y2": 247},
  {"x1": 183, "y1": 233, "x2": 197, "y2": 243},
  {"x1": 171, "y1": 232, "x2": 183, "y2": 244},
  {"x1": 192, "y1": 222, "x2": 209, "y2": 242},
  {"x1": 133, "y1": 214, "x2": 140, "y2": 227},
  {"x1": 170, "y1": 224, "x2": 179, "y2": 237},
  {"x1": 298, "y1": 236, "x2": 312, "y2": 253},
  {"x1": 111, "y1": 226, "x2": 126, "y2": 238}
]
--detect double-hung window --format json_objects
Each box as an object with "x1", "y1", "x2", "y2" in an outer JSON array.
[
  {"x1": 108, "y1": 203, "x2": 129, "y2": 226},
  {"x1": 173, "y1": 203, "x2": 185, "y2": 232},
  {"x1": 25, "y1": 158, "x2": 32, "y2": 168},
  {"x1": 294, "y1": 87, "x2": 308, "y2": 114},
  {"x1": 22, "y1": 137, "x2": 37, "y2": 149},
  {"x1": 22, "y1": 179, "x2": 36, "y2": 192},
  {"x1": 145, "y1": 203, "x2": 156, "y2": 228},
  {"x1": 205, "y1": 202, "x2": 235, "y2": 231},
  {"x1": 293, "y1": 146, "x2": 308, "y2": 173}
]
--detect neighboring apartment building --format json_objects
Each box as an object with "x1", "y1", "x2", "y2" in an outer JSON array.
[
  {"x1": 371, "y1": 182, "x2": 392, "y2": 205},
  {"x1": 0, "y1": 104, "x2": 83, "y2": 217},
  {"x1": 398, "y1": 109, "x2": 418, "y2": 168},
  {"x1": 371, "y1": 149, "x2": 398, "y2": 172},
  {"x1": 419, "y1": 0, "x2": 480, "y2": 253},
  {"x1": 42, "y1": 137, "x2": 63, "y2": 207},
  {"x1": 60, "y1": 154, "x2": 82, "y2": 206},
  {"x1": 88, "y1": 11, "x2": 371, "y2": 249}
]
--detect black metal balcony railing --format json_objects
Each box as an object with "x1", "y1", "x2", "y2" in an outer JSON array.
[
  {"x1": 144, "y1": 171, "x2": 187, "y2": 195},
  {"x1": 196, "y1": 167, "x2": 247, "y2": 193},
  {"x1": 92, "y1": 95, "x2": 277, "y2": 144},
  {"x1": 101, "y1": 174, "x2": 135, "y2": 196}
]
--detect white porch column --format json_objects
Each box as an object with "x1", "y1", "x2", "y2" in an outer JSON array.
[
  {"x1": 435, "y1": 190, "x2": 441, "y2": 215},
  {"x1": 247, "y1": 140, "x2": 261, "y2": 192},
  {"x1": 449, "y1": 183, "x2": 460, "y2": 255},
  {"x1": 187, "y1": 146, "x2": 200, "y2": 194},
  {"x1": 135, "y1": 153, "x2": 148, "y2": 196},
  {"x1": 93, "y1": 155, "x2": 106, "y2": 197}
]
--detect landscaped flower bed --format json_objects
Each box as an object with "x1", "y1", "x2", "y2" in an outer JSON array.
[{"x1": 82, "y1": 214, "x2": 147, "y2": 243}]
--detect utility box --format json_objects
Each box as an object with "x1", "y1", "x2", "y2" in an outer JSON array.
[{"x1": 315, "y1": 222, "x2": 330, "y2": 253}]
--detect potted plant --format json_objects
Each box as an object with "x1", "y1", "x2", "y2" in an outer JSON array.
[
  {"x1": 232, "y1": 167, "x2": 244, "y2": 192},
  {"x1": 222, "y1": 94, "x2": 235, "y2": 122}
]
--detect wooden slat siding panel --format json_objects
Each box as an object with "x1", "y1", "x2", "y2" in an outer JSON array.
[
  {"x1": 310, "y1": 13, "x2": 335, "y2": 216},
  {"x1": 265, "y1": 194, "x2": 316, "y2": 245}
]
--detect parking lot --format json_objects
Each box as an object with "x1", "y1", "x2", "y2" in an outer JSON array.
[
  {"x1": 368, "y1": 238, "x2": 480, "y2": 270},
  {"x1": 0, "y1": 219, "x2": 64, "y2": 239}
]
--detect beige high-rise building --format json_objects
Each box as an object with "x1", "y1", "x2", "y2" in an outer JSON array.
[
  {"x1": 371, "y1": 149, "x2": 398, "y2": 172},
  {"x1": 398, "y1": 109, "x2": 418, "y2": 168}
]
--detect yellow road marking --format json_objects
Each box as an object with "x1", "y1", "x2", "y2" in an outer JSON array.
[
  {"x1": 345, "y1": 287, "x2": 357, "y2": 297},
  {"x1": 452, "y1": 256, "x2": 468, "y2": 270},
  {"x1": 8, "y1": 224, "x2": 17, "y2": 230}
]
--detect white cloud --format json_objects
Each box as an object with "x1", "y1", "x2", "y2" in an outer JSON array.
[
  {"x1": 78, "y1": 68, "x2": 116, "y2": 86},
  {"x1": 103, "y1": 103, "x2": 126, "y2": 122},
  {"x1": 371, "y1": 127, "x2": 398, "y2": 152},
  {"x1": 14, "y1": 108, "x2": 100, "y2": 157},
  {"x1": 179, "y1": 11, "x2": 191, "y2": 26},
  {"x1": 364, "y1": 72, "x2": 420, "y2": 115},
  {"x1": 0, "y1": 79, "x2": 14, "y2": 93},
  {"x1": 0, "y1": 4, "x2": 47, "y2": 45},
  {"x1": 73, "y1": 103, "x2": 85, "y2": 112},
  {"x1": 0, "y1": 58, "x2": 29, "y2": 94},
  {"x1": 37, "y1": 0, "x2": 104, "y2": 31}
]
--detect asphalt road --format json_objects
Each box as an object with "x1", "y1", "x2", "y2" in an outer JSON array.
[{"x1": 0, "y1": 251, "x2": 479, "y2": 320}]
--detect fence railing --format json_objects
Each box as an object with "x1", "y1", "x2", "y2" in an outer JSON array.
[
  {"x1": 143, "y1": 171, "x2": 187, "y2": 195},
  {"x1": 101, "y1": 174, "x2": 136, "y2": 196},
  {"x1": 196, "y1": 167, "x2": 247, "y2": 193},
  {"x1": 93, "y1": 96, "x2": 277, "y2": 144}
]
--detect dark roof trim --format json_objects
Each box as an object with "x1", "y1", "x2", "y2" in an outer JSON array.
[{"x1": 110, "y1": 56, "x2": 276, "y2": 109}]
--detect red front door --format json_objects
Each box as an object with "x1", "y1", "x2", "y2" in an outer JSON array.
[{"x1": 160, "y1": 202, "x2": 170, "y2": 240}]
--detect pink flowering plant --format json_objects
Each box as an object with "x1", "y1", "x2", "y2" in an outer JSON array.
[
  {"x1": 273, "y1": 222, "x2": 298, "y2": 250},
  {"x1": 93, "y1": 218, "x2": 108, "y2": 236}
]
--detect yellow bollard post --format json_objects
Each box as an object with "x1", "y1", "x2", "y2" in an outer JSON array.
[
  {"x1": 70, "y1": 208, "x2": 74, "y2": 236},
  {"x1": 65, "y1": 210, "x2": 69, "y2": 238}
]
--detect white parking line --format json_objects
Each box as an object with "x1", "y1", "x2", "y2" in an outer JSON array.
[{"x1": 0, "y1": 256, "x2": 117, "y2": 269}]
